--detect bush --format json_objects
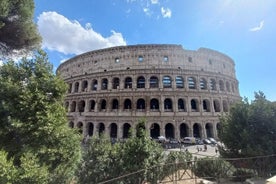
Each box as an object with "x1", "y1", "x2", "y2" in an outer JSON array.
[{"x1": 193, "y1": 157, "x2": 233, "y2": 181}]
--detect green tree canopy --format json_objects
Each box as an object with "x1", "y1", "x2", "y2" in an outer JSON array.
[
  {"x1": 219, "y1": 92, "x2": 276, "y2": 158},
  {"x1": 0, "y1": 50, "x2": 81, "y2": 183},
  {"x1": 0, "y1": 0, "x2": 41, "y2": 56}
]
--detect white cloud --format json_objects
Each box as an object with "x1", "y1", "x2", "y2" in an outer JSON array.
[
  {"x1": 249, "y1": 20, "x2": 264, "y2": 32},
  {"x1": 37, "y1": 11, "x2": 127, "y2": 55},
  {"x1": 151, "y1": 0, "x2": 159, "y2": 4},
  {"x1": 143, "y1": 8, "x2": 152, "y2": 16},
  {"x1": 161, "y1": 7, "x2": 171, "y2": 18}
]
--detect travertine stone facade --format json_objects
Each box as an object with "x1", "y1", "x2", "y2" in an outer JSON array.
[{"x1": 57, "y1": 44, "x2": 240, "y2": 140}]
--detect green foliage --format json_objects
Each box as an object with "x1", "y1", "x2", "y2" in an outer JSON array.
[
  {"x1": 219, "y1": 91, "x2": 276, "y2": 157},
  {"x1": 0, "y1": 50, "x2": 82, "y2": 183},
  {"x1": 77, "y1": 122, "x2": 165, "y2": 184},
  {"x1": 193, "y1": 157, "x2": 233, "y2": 181},
  {"x1": 0, "y1": 0, "x2": 41, "y2": 56}
]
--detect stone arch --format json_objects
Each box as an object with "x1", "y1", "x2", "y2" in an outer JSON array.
[
  {"x1": 89, "y1": 100, "x2": 96, "y2": 111},
  {"x1": 226, "y1": 81, "x2": 230, "y2": 92},
  {"x1": 149, "y1": 76, "x2": 159, "y2": 88},
  {"x1": 219, "y1": 80, "x2": 224, "y2": 91},
  {"x1": 150, "y1": 123, "x2": 160, "y2": 139},
  {"x1": 110, "y1": 123, "x2": 118, "y2": 138},
  {"x1": 124, "y1": 77, "x2": 132, "y2": 89},
  {"x1": 180, "y1": 123, "x2": 189, "y2": 138},
  {"x1": 70, "y1": 101, "x2": 76, "y2": 112},
  {"x1": 69, "y1": 121, "x2": 74, "y2": 128},
  {"x1": 124, "y1": 99, "x2": 132, "y2": 110},
  {"x1": 68, "y1": 83, "x2": 72, "y2": 93},
  {"x1": 81, "y1": 80, "x2": 88, "y2": 92},
  {"x1": 163, "y1": 76, "x2": 172, "y2": 88},
  {"x1": 77, "y1": 121, "x2": 83, "y2": 134},
  {"x1": 202, "y1": 99, "x2": 211, "y2": 112},
  {"x1": 112, "y1": 77, "x2": 120, "y2": 89},
  {"x1": 178, "y1": 98, "x2": 186, "y2": 111},
  {"x1": 137, "y1": 76, "x2": 145, "y2": 88},
  {"x1": 100, "y1": 99, "x2": 107, "y2": 111},
  {"x1": 200, "y1": 78, "x2": 207, "y2": 90},
  {"x1": 164, "y1": 98, "x2": 173, "y2": 111},
  {"x1": 101, "y1": 78, "x2": 108, "y2": 90},
  {"x1": 123, "y1": 123, "x2": 131, "y2": 138},
  {"x1": 150, "y1": 98, "x2": 159, "y2": 111},
  {"x1": 98, "y1": 122, "x2": 105, "y2": 136},
  {"x1": 176, "y1": 76, "x2": 184, "y2": 88},
  {"x1": 165, "y1": 123, "x2": 175, "y2": 139},
  {"x1": 91, "y1": 79, "x2": 98, "y2": 91},
  {"x1": 65, "y1": 101, "x2": 69, "y2": 112},
  {"x1": 193, "y1": 123, "x2": 202, "y2": 138},
  {"x1": 74, "y1": 82, "x2": 79, "y2": 92},
  {"x1": 78, "y1": 100, "x2": 85, "y2": 112},
  {"x1": 205, "y1": 123, "x2": 214, "y2": 138},
  {"x1": 210, "y1": 78, "x2": 216, "y2": 90},
  {"x1": 213, "y1": 99, "x2": 221, "y2": 112},
  {"x1": 191, "y1": 99, "x2": 199, "y2": 112},
  {"x1": 112, "y1": 99, "x2": 119, "y2": 110},
  {"x1": 137, "y1": 98, "x2": 145, "y2": 110},
  {"x1": 87, "y1": 122, "x2": 94, "y2": 136},
  {"x1": 188, "y1": 77, "x2": 196, "y2": 89}
]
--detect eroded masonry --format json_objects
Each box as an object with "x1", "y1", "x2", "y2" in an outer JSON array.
[{"x1": 57, "y1": 44, "x2": 240, "y2": 140}]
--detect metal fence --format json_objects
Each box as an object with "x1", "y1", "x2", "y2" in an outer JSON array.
[{"x1": 98, "y1": 154, "x2": 276, "y2": 184}]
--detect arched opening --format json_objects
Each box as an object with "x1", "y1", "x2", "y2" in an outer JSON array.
[
  {"x1": 213, "y1": 99, "x2": 221, "y2": 112},
  {"x1": 77, "y1": 122, "x2": 83, "y2": 134},
  {"x1": 92, "y1": 79, "x2": 98, "y2": 91},
  {"x1": 164, "y1": 98, "x2": 173, "y2": 111},
  {"x1": 112, "y1": 77, "x2": 120, "y2": 89},
  {"x1": 163, "y1": 76, "x2": 172, "y2": 88},
  {"x1": 193, "y1": 123, "x2": 201, "y2": 138},
  {"x1": 98, "y1": 123, "x2": 105, "y2": 136},
  {"x1": 110, "y1": 123, "x2": 118, "y2": 138},
  {"x1": 68, "y1": 83, "x2": 72, "y2": 93},
  {"x1": 165, "y1": 123, "x2": 174, "y2": 139},
  {"x1": 188, "y1": 77, "x2": 196, "y2": 89},
  {"x1": 176, "y1": 76, "x2": 184, "y2": 88},
  {"x1": 178, "y1": 99, "x2": 186, "y2": 111},
  {"x1": 210, "y1": 78, "x2": 216, "y2": 90},
  {"x1": 226, "y1": 81, "x2": 230, "y2": 92},
  {"x1": 101, "y1": 78, "x2": 108, "y2": 90},
  {"x1": 150, "y1": 98, "x2": 159, "y2": 111},
  {"x1": 180, "y1": 123, "x2": 189, "y2": 138},
  {"x1": 149, "y1": 76, "x2": 159, "y2": 88},
  {"x1": 124, "y1": 99, "x2": 132, "y2": 110},
  {"x1": 65, "y1": 101, "x2": 69, "y2": 112},
  {"x1": 81, "y1": 80, "x2": 88, "y2": 92},
  {"x1": 100, "y1": 99, "x2": 106, "y2": 111},
  {"x1": 74, "y1": 82, "x2": 79, "y2": 92},
  {"x1": 87, "y1": 122, "x2": 94, "y2": 136},
  {"x1": 70, "y1": 101, "x2": 76, "y2": 112},
  {"x1": 150, "y1": 123, "x2": 160, "y2": 139},
  {"x1": 123, "y1": 123, "x2": 131, "y2": 138},
  {"x1": 191, "y1": 99, "x2": 199, "y2": 112},
  {"x1": 200, "y1": 78, "x2": 207, "y2": 90},
  {"x1": 78, "y1": 100, "x2": 85, "y2": 112},
  {"x1": 89, "y1": 100, "x2": 95, "y2": 111},
  {"x1": 203, "y1": 99, "x2": 211, "y2": 112},
  {"x1": 137, "y1": 76, "x2": 145, "y2": 88},
  {"x1": 205, "y1": 123, "x2": 213, "y2": 138},
  {"x1": 137, "y1": 98, "x2": 145, "y2": 111},
  {"x1": 69, "y1": 121, "x2": 74, "y2": 128},
  {"x1": 112, "y1": 99, "x2": 119, "y2": 110},
  {"x1": 125, "y1": 77, "x2": 132, "y2": 89}
]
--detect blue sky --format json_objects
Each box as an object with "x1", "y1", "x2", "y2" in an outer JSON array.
[{"x1": 33, "y1": 0, "x2": 276, "y2": 101}]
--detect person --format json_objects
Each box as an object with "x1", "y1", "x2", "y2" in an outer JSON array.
[
  {"x1": 204, "y1": 144, "x2": 207, "y2": 151},
  {"x1": 197, "y1": 146, "x2": 200, "y2": 152}
]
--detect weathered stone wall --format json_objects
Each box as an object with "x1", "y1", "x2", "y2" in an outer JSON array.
[{"x1": 57, "y1": 44, "x2": 240, "y2": 140}]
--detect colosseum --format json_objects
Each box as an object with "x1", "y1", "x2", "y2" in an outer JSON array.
[{"x1": 57, "y1": 44, "x2": 240, "y2": 141}]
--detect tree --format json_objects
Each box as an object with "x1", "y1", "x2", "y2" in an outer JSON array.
[
  {"x1": 0, "y1": 0, "x2": 41, "y2": 56},
  {"x1": 0, "y1": 50, "x2": 82, "y2": 183},
  {"x1": 78, "y1": 119, "x2": 165, "y2": 184},
  {"x1": 219, "y1": 91, "x2": 276, "y2": 157}
]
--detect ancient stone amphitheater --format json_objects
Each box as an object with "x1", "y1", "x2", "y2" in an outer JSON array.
[{"x1": 57, "y1": 44, "x2": 240, "y2": 140}]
